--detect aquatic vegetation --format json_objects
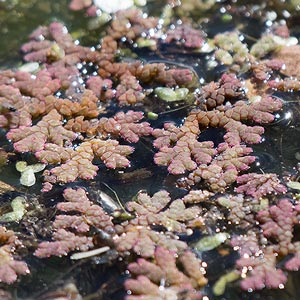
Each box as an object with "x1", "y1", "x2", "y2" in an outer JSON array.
[
  {"x1": 1, "y1": 0, "x2": 300, "y2": 299},
  {"x1": 213, "y1": 271, "x2": 240, "y2": 296},
  {"x1": 194, "y1": 232, "x2": 230, "y2": 252},
  {"x1": 16, "y1": 161, "x2": 46, "y2": 187},
  {"x1": 0, "y1": 196, "x2": 26, "y2": 222},
  {"x1": 155, "y1": 87, "x2": 189, "y2": 102}
]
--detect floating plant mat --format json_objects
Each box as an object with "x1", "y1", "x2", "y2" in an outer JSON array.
[{"x1": 2, "y1": 0, "x2": 300, "y2": 300}]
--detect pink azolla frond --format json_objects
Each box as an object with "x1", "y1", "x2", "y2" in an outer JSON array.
[
  {"x1": 97, "y1": 110, "x2": 153, "y2": 143},
  {"x1": 272, "y1": 45, "x2": 300, "y2": 77},
  {"x1": 164, "y1": 68, "x2": 194, "y2": 87},
  {"x1": 91, "y1": 138, "x2": 134, "y2": 168},
  {"x1": 256, "y1": 199, "x2": 300, "y2": 271},
  {"x1": 69, "y1": 0, "x2": 92, "y2": 11},
  {"x1": 126, "y1": 190, "x2": 201, "y2": 232},
  {"x1": 34, "y1": 229, "x2": 94, "y2": 258},
  {"x1": 114, "y1": 189, "x2": 207, "y2": 257},
  {"x1": 0, "y1": 227, "x2": 29, "y2": 284},
  {"x1": 227, "y1": 96, "x2": 283, "y2": 124},
  {"x1": 284, "y1": 251, "x2": 300, "y2": 271},
  {"x1": 0, "y1": 84, "x2": 32, "y2": 128},
  {"x1": 231, "y1": 199, "x2": 300, "y2": 291},
  {"x1": 224, "y1": 120, "x2": 264, "y2": 145},
  {"x1": 163, "y1": 23, "x2": 206, "y2": 49},
  {"x1": 64, "y1": 116, "x2": 99, "y2": 136},
  {"x1": 217, "y1": 194, "x2": 257, "y2": 226},
  {"x1": 152, "y1": 122, "x2": 183, "y2": 149},
  {"x1": 154, "y1": 140, "x2": 215, "y2": 175},
  {"x1": 237, "y1": 247, "x2": 287, "y2": 291},
  {"x1": 0, "y1": 289, "x2": 12, "y2": 300},
  {"x1": 232, "y1": 233, "x2": 287, "y2": 291},
  {"x1": 251, "y1": 59, "x2": 284, "y2": 81},
  {"x1": 7, "y1": 109, "x2": 77, "y2": 153},
  {"x1": 182, "y1": 189, "x2": 212, "y2": 204},
  {"x1": 153, "y1": 114, "x2": 215, "y2": 174},
  {"x1": 53, "y1": 215, "x2": 90, "y2": 233},
  {"x1": 125, "y1": 275, "x2": 202, "y2": 300},
  {"x1": 125, "y1": 247, "x2": 206, "y2": 300},
  {"x1": 268, "y1": 78, "x2": 300, "y2": 92},
  {"x1": 114, "y1": 224, "x2": 187, "y2": 258},
  {"x1": 187, "y1": 143, "x2": 255, "y2": 192},
  {"x1": 36, "y1": 143, "x2": 73, "y2": 165},
  {"x1": 195, "y1": 96, "x2": 282, "y2": 130},
  {"x1": 47, "y1": 141, "x2": 98, "y2": 183},
  {"x1": 86, "y1": 76, "x2": 114, "y2": 101},
  {"x1": 235, "y1": 173, "x2": 287, "y2": 199},
  {"x1": 257, "y1": 199, "x2": 295, "y2": 253},
  {"x1": 270, "y1": 23, "x2": 290, "y2": 38},
  {"x1": 35, "y1": 188, "x2": 114, "y2": 258},
  {"x1": 39, "y1": 138, "x2": 134, "y2": 187},
  {"x1": 116, "y1": 73, "x2": 145, "y2": 105},
  {"x1": 60, "y1": 188, "x2": 114, "y2": 230},
  {"x1": 198, "y1": 73, "x2": 243, "y2": 110},
  {"x1": 12, "y1": 70, "x2": 60, "y2": 100},
  {"x1": 21, "y1": 22, "x2": 91, "y2": 64},
  {"x1": 0, "y1": 69, "x2": 60, "y2": 128},
  {"x1": 108, "y1": 8, "x2": 159, "y2": 43},
  {"x1": 43, "y1": 89, "x2": 100, "y2": 119}
]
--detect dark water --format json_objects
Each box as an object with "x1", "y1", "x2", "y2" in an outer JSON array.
[{"x1": 1, "y1": 1, "x2": 300, "y2": 300}]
